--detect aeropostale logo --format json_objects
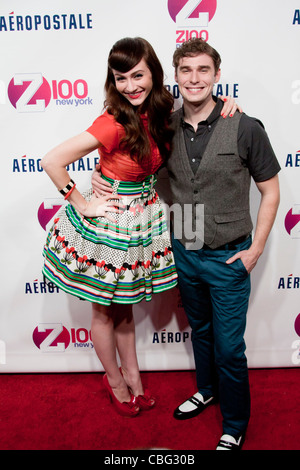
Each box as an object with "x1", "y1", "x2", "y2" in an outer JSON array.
[{"x1": 0, "y1": 11, "x2": 93, "y2": 32}]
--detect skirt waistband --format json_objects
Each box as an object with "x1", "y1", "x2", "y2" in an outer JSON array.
[{"x1": 102, "y1": 174, "x2": 157, "y2": 199}]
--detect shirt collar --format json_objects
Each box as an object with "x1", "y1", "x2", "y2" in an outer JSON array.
[{"x1": 180, "y1": 96, "x2": 223, "y2": 128}]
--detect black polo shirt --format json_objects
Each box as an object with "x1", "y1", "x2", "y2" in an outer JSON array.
[{"x1": 181, "y1": 97, "x2": 281, "y2": 182}]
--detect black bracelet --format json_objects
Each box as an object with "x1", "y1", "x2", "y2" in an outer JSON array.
[{"x1": 59, "y1": 179, "x2": 75, "y2": 196}]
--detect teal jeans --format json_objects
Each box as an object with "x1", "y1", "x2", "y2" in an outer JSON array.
[{"x1": 172, "y1": 234, "x2": 251, "y2": 437}]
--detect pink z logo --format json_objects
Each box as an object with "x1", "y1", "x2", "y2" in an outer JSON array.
[
  {"x1": 168, "y1": 0, "x2": 217, "y2": 26},
  {"x1": 285, "y1": 206, "x2": 300, "y2": 238},
  {"x1": 8, "y1": 73, "x2": 51, "y2": 112},
  {"x1": 33, "y1": 324, "x2": 70, "y2": 352}
]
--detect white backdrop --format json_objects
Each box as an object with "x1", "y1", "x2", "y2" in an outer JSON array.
[{"x1": 1, "y1": 0, "x2": 300, "y2": 372}]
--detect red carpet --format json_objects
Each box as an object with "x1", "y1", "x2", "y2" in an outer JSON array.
[{"x1": 0, "y1": 369, "x2": 299, "y2": 451}]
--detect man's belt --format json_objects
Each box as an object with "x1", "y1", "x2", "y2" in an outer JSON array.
[{"x1": 203, "y1": 234, "x2": 250, "y2": 251}]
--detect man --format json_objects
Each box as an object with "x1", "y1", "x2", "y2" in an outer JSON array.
[
  {"x1": 168, "y1": 39, "x2": 280, "y2": 450},
  {"x1": 92, "y1": 38, "x2": 280, "y2": 450}
]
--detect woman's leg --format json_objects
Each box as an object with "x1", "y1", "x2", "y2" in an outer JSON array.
[
  {"x1": 113, "y1": 304, "x2": 144, "y2": 397},
  {"x1": 91, "y1": 302, "x2": 131, "y2": 403}
]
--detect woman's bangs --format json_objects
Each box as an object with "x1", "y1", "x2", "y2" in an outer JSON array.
[
  {"x1": 109, "y1": 53, "x2": 140, "y2": 73},
  {"x1": 108, "y1": 39, "x2": 145, "y2": 73}
]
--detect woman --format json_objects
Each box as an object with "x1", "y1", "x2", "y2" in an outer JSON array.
[{"x1": 42, "y1": 37, "x2": 178, "y2": 417}]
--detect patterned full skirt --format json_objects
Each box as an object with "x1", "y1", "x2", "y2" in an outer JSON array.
[{"x1": 42, "y1": 174, "x2": 178, "y2": 305}]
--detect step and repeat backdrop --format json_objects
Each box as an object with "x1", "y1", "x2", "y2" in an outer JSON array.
[{"x1": 1, "y1": 0, "x2": 300, "y2": 372}]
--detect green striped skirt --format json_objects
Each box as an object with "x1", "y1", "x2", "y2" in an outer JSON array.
[{"x1": 42, "y1": 175, "x2": 177, "y2": 305}]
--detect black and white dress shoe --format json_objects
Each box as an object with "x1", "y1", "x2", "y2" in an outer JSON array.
[
  {"x1": 216, "y1": 434, "x2": 244, "y2": 450},
  {"x1": 173, "y1": 392, "x2": 215, "y2": 420}
]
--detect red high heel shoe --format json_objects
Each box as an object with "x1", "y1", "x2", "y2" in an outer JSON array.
[
  {"x1": 119, "y1": 367, "x2": 155, "y2": 410},
  {"x1": 135, "y1": 389, "x2": 156, "y2": 410},
  {"x1": 103, "y1": 374, "x2": 140, "y2": 417}
]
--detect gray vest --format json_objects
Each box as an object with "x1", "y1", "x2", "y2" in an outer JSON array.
[{"x1": 167, "y1": 108, "x2": 253, "y2": 249}]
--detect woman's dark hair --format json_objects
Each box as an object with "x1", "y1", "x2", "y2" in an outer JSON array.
[{"x1": 104, "y1": 37, "x2": 174, "y2": 162}]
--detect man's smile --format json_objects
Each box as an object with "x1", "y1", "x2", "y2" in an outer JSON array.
[{"x1": 185, "y1": 86, "x2": 205, "y2": 93}]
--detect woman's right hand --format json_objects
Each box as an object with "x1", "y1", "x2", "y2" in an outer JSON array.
[{"x1": 82, "y1": 193, "x2": 123, "y2": 223}]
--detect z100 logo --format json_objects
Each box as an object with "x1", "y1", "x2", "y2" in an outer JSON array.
[
  {"x1": 8, "y1": 73, "x2": 92, "y2": 112},
  {"x1": 292, "y1": 313, "x2": 300, "y2": 365},
  {"x1": 38, "y1": 199, "x2": 64, "y2": 231},
  {"x1": 33, "y1": 323, "x2": 94, "y2": 352},
  {"x1": 168, "y1": 0, "x2": 217, "y2": 26},
  {"x1": 0, "y1": 340, "x2": 6, "y2": 365},
  {"x1": 168, "y1": 0, "x2": 217, "y2": 43},
  {"x1": 284, "y1": 205, "x2": 300, "y2": 238}
]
